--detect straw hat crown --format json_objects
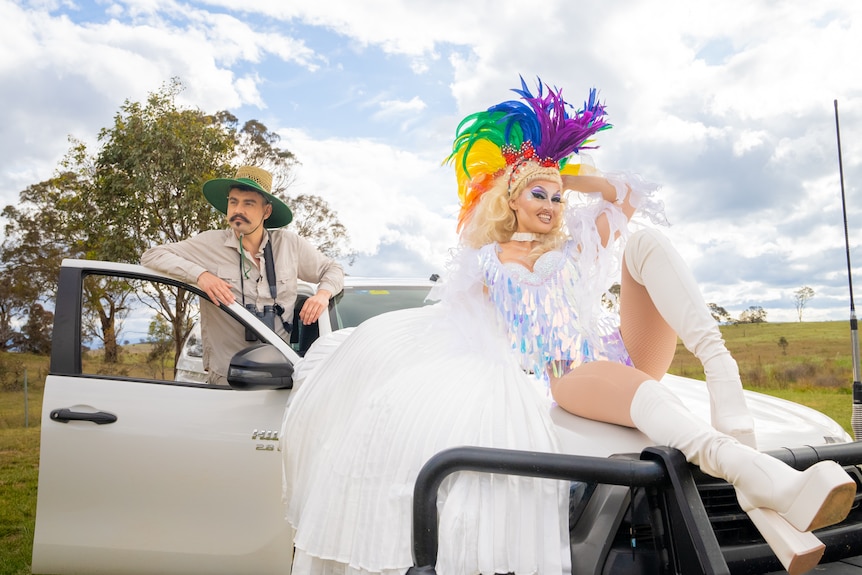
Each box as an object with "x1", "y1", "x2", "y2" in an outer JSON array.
[{"x1": 202, "y1": 165, "x2": 293, "y2": 228}]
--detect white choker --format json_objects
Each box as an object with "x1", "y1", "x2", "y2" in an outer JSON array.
[{"x1": 510, "y1": 232, "x2": 539, "y2": 242}]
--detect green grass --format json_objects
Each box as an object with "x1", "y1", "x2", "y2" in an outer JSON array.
[
  {"x1": 2, "y1": 321, "x2": 862, "y2": 573},
  {"x1": 1, "y1": 352, "x2": 44, "y2": 575},
  {"x1": 0, "y1": 427, "x2": 39, "y2": 575},
  {"x1": 668, "y1": 320, "x2": 861, "y2": 435}
]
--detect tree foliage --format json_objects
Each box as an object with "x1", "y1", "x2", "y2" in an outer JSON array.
[
  {"x1": 0, "y1": 273, "x2": 28, "y2": 350},
  {"x1": 147, "y1": 314, "x2": 176, "y2": 379},
  {"x1": 16, "y1": 304, "x2": 54, "y2": 355},
  {"x1": 1, "y1": 170, "x2": 89, "y2": 301},
  {"x1": 738, "y1": 305, "x2": 768, "y2": 324},
  {"x1": 290, "y1": 194, "x2": 356, "y2": 261},
  {"x1": 1, "y1": 78, "x2": 352, "y2": 366},
  {"x1": 92, "y1": 87, "x2": 233, "y2": 259},
  {"x1": 1, "y1": 168, "x2": 89, "y2": 352},
  {"x1": 708, "y1": 303, "x2": 732, "y2": 324},
  {"x1": 793, "y1": 286, "x2": 815, "y2": 322}
]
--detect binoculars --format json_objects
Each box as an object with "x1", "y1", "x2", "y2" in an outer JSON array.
[{"x1": 244, "y1": 304, "x2": 284, "y2": 341}]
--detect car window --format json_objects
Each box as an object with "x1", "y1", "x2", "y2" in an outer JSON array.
[
  {"x1": 79, "y1": 271, "x2": 216, "y2": 385},
  {"x1": 331, "y1": 285, "x2": 433, "y2": 330}
]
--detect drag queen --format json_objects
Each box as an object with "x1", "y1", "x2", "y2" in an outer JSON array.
[{"x1": 281, "y1": 78, "x2": 854, "y2": 575}]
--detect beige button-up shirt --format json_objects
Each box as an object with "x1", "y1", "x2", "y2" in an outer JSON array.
[{"x1": 142, "y1": 228, "x2": 344, "y2": 383}]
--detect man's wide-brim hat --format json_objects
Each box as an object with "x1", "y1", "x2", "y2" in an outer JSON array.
[{"x1": 202, "y1": 166, "x2": 293, "y2": 228}]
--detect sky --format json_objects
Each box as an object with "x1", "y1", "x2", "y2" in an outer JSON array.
[{"x1": 1, "y1": 0, "x2": 861, "y2": 324}]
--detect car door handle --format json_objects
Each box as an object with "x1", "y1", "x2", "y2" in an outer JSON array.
[{"x1": 50, "y1": 408, "x2": 118, "y2": 425}]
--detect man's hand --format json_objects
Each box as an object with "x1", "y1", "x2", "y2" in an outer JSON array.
[
  {"x1": 299, "y1": 290, "x2": 331, "y2": 325},
  {"x1": 197, "y1": 271, "x2": 235, "y2": 306}
]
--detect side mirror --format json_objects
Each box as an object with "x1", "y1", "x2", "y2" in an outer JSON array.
[{"x1": 227, "y1": 343, "x2": 294, "y2": 390}]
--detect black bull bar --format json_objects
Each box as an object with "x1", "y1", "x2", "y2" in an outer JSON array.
[{"x1": 406, "y1": 442, "x2": 862, "y2": 575}]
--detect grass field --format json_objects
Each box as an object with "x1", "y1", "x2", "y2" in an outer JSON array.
[
  {"x1": 1, "y1": 321, "x2": 861, "y2": 573},
  {"x1": 670, "y1": 320, "x2": 860, "y2": 432},
  {"x1": 1, "y1": 351, "x2": 43, "y2": 575}
]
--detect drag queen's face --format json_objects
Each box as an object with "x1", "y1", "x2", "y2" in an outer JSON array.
[{"x1": 509, "y1": 178, "x2": 563, "y2": 234}]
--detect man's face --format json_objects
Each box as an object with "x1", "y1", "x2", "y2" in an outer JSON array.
[{"x1": 226, "y1": 188, "x2": 272, "y2": 236}]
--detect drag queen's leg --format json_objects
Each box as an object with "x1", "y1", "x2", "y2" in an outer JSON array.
[
  {"x1": 618, "y1": 256, "x2": 676, "y2": 379},
  {"x1": 552, "y1": 363, "x2": 855, "y2": 575},
  {"x1": 550, "y1": 361, "x2": 648, "y2": 426},
  {"x1": 622, "y1": 228, "x2": 757, "y2": 448},
  {"x1": 631, "y1": 378, "x2": 854, "y2": 575}
]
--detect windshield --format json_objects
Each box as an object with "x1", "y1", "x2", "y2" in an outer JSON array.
[{"x1": 332, "y1": 285, "x2": 433, "y2": 329}]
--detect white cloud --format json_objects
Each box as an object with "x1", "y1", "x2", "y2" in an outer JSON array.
[
  {"x1": 277, "y1": 128, "x2": 458, "y2": 275},
  {"x1": 733, "y1": 130, "x2": 767, "y2": 156},
  {"x1": 2, "y1": 0, "x2": 862, "y2": 323},
  {"x1": 374, "y1": 96, "x2": 426, "y2": 118}
]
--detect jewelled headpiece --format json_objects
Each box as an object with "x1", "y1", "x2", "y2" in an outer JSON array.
[{"x1": 447, "y1": 76, "x2": 611, "y2": 231}]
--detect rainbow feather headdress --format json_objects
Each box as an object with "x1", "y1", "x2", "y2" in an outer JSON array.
[{"x1": 447, "y1": 76, "x2": 611, "y2": 232}]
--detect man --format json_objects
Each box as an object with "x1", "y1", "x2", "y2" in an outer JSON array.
[{"x1": 142, "y1": 165, "x2": 344, "y2": 384}]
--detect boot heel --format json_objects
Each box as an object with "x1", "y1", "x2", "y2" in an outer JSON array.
[
  {"x1": 745, "y1": 507, "x2": 824, "y2": 575},
  {"x1": 781, "y1": 461, "x2": 856, "y2": 532},
  {"x1": 737, "y1": 460, "x2": 856, "y2": 533}
]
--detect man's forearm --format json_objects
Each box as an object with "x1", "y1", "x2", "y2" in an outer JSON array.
[{"x1": 141, "y1": 245, "x2": 209, "y2": 284}]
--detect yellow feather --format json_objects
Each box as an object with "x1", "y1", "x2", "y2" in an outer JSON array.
[
  {"x1": 454, "y1": 139, "x2": 506, "y2": 202},
  {"x1": 559, "y1": 163, "x2": 581, "y2": 177}
]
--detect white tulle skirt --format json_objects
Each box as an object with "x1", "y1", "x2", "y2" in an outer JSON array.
[{"x1": 281, "y1": 302, "x2": 571, "y2": 575}]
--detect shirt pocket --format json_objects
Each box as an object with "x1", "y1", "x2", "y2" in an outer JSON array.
[
  {"x1": 217, "y1": 263, "x2": 243, "y2": 291},
  {"x1": 273, "y1": 276, "x2": 297, "y2": 307}
]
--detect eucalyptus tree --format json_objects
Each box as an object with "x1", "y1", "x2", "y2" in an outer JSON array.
[{"x1": 794, "y1": 286, "x2": 815, "y2": 322}]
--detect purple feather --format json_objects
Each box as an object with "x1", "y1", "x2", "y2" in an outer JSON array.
[{"x1": 513, "y1": 76, "x2": 610, "y2": 162}]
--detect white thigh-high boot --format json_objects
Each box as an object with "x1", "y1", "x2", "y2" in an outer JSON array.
[
  {"x1": 625, "y1": 228, "x2": 757, "y2": 448},
  {"x1": 630, "y1": 380, "x2": 855, "y2": 575}
]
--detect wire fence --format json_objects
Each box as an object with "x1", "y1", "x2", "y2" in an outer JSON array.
[{"x1": 0, "y1": 368, "x2": 40, "y2": 430}]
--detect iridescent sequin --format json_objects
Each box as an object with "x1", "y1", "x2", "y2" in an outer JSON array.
[{"x1": 480, "y1": 242, "x2": 632, "y2": 385}]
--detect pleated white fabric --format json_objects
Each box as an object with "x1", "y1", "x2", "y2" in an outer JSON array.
[{"x1": 281, "y1": 301, "x2": 571, "y2": 575}]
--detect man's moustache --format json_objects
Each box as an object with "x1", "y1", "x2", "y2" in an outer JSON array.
[{"x1": 230, "y1": 215, "x2": 250, "y2": 224}]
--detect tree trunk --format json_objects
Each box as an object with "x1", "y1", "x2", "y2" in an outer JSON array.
[
  {"x1": 99, "y1": 302, "x2": 120, "y2": 363},
  {"x1": 101, "y1": 313, "x2": 119, "y2": 363}
]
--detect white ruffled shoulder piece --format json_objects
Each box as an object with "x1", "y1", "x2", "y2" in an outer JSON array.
[{"x1": 563, "y1": 157, "x2": 668, "y2": 310}]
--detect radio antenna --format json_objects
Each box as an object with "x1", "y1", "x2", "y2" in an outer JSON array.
[{"x1": 834, "y1": 99, "x2": 862, "y2": 440}]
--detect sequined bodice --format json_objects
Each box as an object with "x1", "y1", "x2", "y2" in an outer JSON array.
[
  {"x1": 478, "y1": 242, "x2": 629, "y2": 382},
  {"x1": 501, "y1": 250, "x2": 566, "y2": 285}
]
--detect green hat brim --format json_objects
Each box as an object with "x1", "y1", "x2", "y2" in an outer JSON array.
[{"x1": 202, "y1": 177, "x2": 293, "y2": 228}]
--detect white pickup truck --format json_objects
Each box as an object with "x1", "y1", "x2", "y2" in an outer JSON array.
[{"x1": 32, "y1": 258, "x2": 862, "y2": 575}]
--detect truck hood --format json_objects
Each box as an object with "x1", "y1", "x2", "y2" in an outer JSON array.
[{"x1": 551, "y1": 373, "x2": 852, "y2": 457}]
